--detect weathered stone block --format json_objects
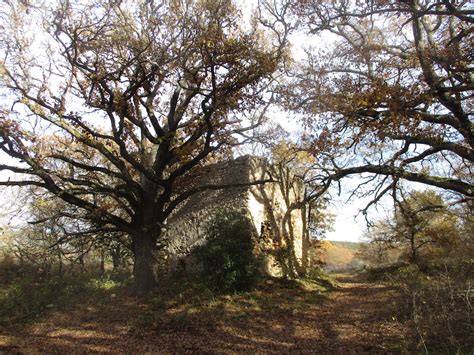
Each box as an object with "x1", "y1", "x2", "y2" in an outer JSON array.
[{"x1": 164, "y1": 155, "x2": 309, "y2": 277}]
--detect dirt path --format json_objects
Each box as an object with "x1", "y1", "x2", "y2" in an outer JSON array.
[
  {"x1": 297, "y1": 275, "x2": 408, "y2": 353},
  {"x1": 0, "y1": 275, "x2": 409, "y2": 353}
]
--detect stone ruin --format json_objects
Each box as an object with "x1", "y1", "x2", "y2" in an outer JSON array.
[{"x1": 164, "y1": 155, "x2": 310, "y2": 277}]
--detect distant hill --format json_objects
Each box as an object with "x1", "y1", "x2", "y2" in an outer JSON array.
[
  {"x1": 315, "y1": 240, "x2": 367, "y2": 272},
  {"x1": 330, "y1": 241, "x2": 365, "y2": 251}
]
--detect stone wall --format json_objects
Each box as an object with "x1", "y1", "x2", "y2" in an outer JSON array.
[{"x1": 164, "y1": 155, "x2": 309, "y2": 276}]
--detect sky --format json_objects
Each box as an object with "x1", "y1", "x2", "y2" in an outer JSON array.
[
  {"x1": 249, "y1": 2, "x2": 368, "y2": 242},
  {"x1": 326, "y1": 201, "x2": 367, "y2": 242}
]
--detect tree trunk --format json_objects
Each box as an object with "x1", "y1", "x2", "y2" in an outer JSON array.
[
  {"x1": 132, "y1": 234, "x2": 158, "y2": 295},
  {"x1": 78, "y1": 254, "x2": 85, "y2": 273},
  {"x1": 57, "y1": 246, "x2": 63, "y2": 276},
  {"x1": 99, "y1": 248, "x2": 105, "y2": 276},
  {"x1": 111, "y1": 245, "x2": 122, "y2": 272},
  {"x1": 409, "y1": 233, "x2": 417, "y2": 263}
]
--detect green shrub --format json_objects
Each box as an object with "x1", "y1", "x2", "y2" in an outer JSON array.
[
  {"x1": 0, "y1": 273, "x2": 81, "y2": 324},
  {"x1": 0, "y1": 271, "x2": 126, "y2": 325},
  {"x1": 0, "y1": 256, "x2": 19, "y2": 284},
  {"x1": 305, "y1": 268, "x2": 338, "y2": 290},
  {"x1": 194, "y1": 211, "x2": 261, "y2": 293},
  {"x1": 361, "y1": 261, "x2": 410, "y2": 282}
]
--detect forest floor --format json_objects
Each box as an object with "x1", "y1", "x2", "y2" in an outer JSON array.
[{"x1": 0, "y1": 274, "x2": 412, "y2": 353}]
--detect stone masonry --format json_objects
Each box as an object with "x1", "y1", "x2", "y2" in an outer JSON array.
[{"x1": 164, "y1": 155, "x2": 309, "y2": 277}]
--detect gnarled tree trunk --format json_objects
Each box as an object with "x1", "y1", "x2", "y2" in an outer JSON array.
[{"x1": 132, "y1": 232, "x2": 159, "y2": 295}]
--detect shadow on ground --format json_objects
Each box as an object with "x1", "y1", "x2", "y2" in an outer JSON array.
[{"x1": 0, "y1": 275, "x2": 409, "y2": 353}]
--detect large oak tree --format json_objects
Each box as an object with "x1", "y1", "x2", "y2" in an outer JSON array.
[
  {"x1": 0, "y1": 0, "x2": 289, "y2": 293},
  {"x1": 286, "y1": 0, "x2": 473, "y2": 203}
]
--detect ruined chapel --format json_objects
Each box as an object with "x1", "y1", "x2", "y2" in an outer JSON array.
[{"x1": 164, "y1": 155, "x2": 310, "y2": 277}]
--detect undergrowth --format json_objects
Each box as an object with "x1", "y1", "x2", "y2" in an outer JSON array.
[
  {"x1": 142, "y1": 271, "x2": 331, "y2": 331},
  {"x1": 364, "y1": 260, "x2": 473, "y2": 353},
  {"x1": 0, "y1": 271, "x2": 127, "y2": 326},
  {"x1": 193, "y1": 210, "x2": 262, "y2": 293}
]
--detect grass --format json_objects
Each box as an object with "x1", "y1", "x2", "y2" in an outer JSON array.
[
  {"x1": 0, "y1": 272, "x2": 127, "y2": 326},
  {"x1": 358, "y1": 259, "x2": 474, "y2": 353},
  {"x1": 115, "y1": 274, "x2": 333, "y2": 342},
  {"x1": 137, "y1": 274, "x2": 332, "y2": 330},
  {"x1": 0, "y1": 270, "x2": 412, "y2": 353},
  {"x1": 0, "y1": 265, "x2": 334, "y2": 332}
]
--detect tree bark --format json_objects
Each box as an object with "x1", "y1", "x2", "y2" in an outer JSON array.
[
  {"x1": 111, "y1": 245, "x2": 122, "y2": 272},
  {"x1": 409, "y1": 232, "x2": 417, "y2": 263},
  {"x1": 57, "y1": 246, "x2": 63, "y2": 276},
  {"x1": 99, "y1": 248, "x2": 105, "y2": 276},
  {"x1": 132, "y1": 233, "x2": 158, "y2": 295}
]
